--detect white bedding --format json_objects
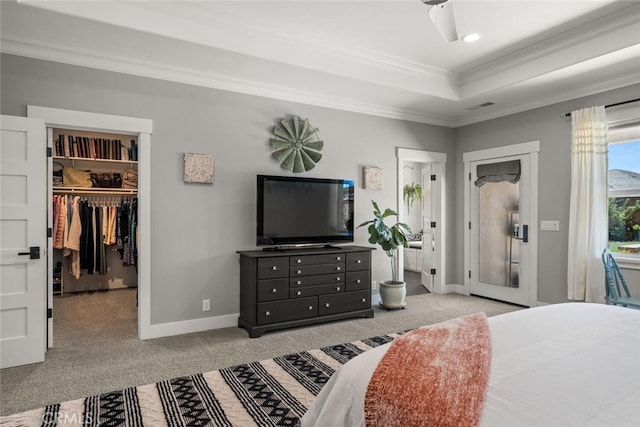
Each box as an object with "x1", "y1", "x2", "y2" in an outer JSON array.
[{"x1": 302, "y1": 303, "x2": 640, "y2": 427}]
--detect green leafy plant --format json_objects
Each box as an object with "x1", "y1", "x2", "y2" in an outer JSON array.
[
  {"x1": 358, "y1": 200, "x2": 411, "y2": 283},
  {"x1": 403, "y1": 182, "x2": 423, "y2": 213},
  {"x1": 609, "y1": 198, "x2": 640, "y2": 242}
]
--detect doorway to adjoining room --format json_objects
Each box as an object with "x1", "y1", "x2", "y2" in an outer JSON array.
[{"x1": 396, "y1": 148, "x2": 447, "y2": 295}]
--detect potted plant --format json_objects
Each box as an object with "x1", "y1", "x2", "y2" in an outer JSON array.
[
  {"x1": 403, "y1": 182, "x2": 422, "y2": 213},
  {"x1": 358, "y1": 200, "x2": 412, "y2": 309}
]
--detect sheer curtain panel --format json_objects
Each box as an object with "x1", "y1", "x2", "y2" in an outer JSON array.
[{"x1": 567, "y1": 106, "x2": 608, "y2": 302}]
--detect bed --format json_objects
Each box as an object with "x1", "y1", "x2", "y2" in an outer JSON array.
[{"x1": 302, "y1": 303, "x2": 640, "y2": 427}]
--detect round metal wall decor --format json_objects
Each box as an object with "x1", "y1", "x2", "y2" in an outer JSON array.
[{"x1": 270, "y1": 115, "x2": 323, "y2": 173}]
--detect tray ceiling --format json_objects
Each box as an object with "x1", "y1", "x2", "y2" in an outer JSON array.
[{"x1": 2, "y1": 0, "x2": 639, "y2": 127}]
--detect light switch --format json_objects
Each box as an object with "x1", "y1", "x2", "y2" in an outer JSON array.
[{"x1": 541, "y1": 220, "x2": 560, "y2": 231}]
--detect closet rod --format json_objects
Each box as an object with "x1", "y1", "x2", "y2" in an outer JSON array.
[
  {"x1": 564, "y1": 98, "x2": 640, "y2": 117},
  {"x1": 53, "y1": 188, "x2": 137, "y2": 195}
]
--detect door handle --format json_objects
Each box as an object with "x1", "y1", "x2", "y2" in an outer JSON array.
[
  {"x1": 18, "y1": 246, "x2": 40, "y2": 260},
  {"x1": 522, "y1": 224, "x2": 528, "y2": 243}
]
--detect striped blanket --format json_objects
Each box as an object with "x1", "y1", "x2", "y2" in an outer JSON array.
[{"x1": 1, "y1": 333, "x2": 400, "y2": 426}]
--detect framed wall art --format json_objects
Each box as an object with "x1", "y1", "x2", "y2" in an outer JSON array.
[
  {"x1": 184, "y1": 153, "x2": 214, "y2": 184},
  {"x1": 363, "y1": 166, "x2": 383, "y2": 190}
]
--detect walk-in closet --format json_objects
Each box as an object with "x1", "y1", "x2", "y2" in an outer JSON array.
[{"x1": 51, "y1": 127, "x2": 139, "y2": 344}]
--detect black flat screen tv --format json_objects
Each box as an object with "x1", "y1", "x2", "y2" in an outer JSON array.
[{"x1": 257, "y1": 175, "x2": 355, "y2": 247}]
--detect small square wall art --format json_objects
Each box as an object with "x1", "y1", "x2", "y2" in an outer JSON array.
[
  {"x1": 363, "y1": 166, "x2": 383, "y2": 190},
  {"x1": 184, "y1": 153, "x2": 214, "y2": 184}
]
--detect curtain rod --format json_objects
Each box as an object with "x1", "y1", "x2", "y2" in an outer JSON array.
[{"x1": 564, "y1": 98, "x2": 640, "y2": 117}]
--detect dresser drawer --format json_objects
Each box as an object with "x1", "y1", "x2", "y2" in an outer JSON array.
[
  {"x1": 257, "y1": 257, "x2": 289, "y2": 279},
  {"x1": 290, "y1": 283, "x2": 344, "y2": 298},
  {"x1": 290, "y1": 253, "x2": 345, "y2": 266},
  {"x1": 290, "y1": 273, "x2": 344, "y2": 287},
  {"x1": 257, "y1": 297, "x2": 317, "y2": 325},
  {"x1": 318, "y1": 290, "x2": 370, "y2": 316},
  {"x1": 346, "y1": 252, "x2": 370, "y2": 271},
  {"x1": 346, "y1": 271, "x2": 370, "y2": 291},
  {"x1": 290, "y1": 263, "x2": 345, "y2": 276},
  {"x1": 257, "y1": 278, "x2": 289, "y2": 302}
]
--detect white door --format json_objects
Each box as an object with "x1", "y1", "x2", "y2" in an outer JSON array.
[
  {"x1": 469, "y1": 153, "x2": 533, "y2": 306},
  {"x1": 0, "y1": 115, "x2": 46, "y2": 368},
  {"x1": 420, "y1": 165, "x2": 435, "y2": 292}
]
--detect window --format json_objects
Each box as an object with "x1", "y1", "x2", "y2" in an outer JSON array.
[{"x1": 607, "y1": 125, "x2": 640, "y2": 257}]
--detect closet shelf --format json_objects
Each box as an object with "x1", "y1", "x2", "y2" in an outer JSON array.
[
  {"x1": 53, "y1": 187, "x2": 137, "y2": 195},
  {"x1": 53, "y1": 156, "x2": 137, "y2": 167}
]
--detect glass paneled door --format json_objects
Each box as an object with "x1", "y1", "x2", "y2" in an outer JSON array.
[{"x1": 469, "y1": 154, "x2": 532, "y2": 306}]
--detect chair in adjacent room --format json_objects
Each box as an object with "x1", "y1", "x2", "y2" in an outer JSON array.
[{"x1": 601, "y1": 248, "x2": 640, "y2": 309}]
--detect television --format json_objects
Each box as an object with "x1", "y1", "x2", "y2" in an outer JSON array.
[{"x1": 257, "y1": 175, "x2": 355, "y2": 247}]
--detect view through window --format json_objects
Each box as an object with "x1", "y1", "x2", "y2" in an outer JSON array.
[{"x1": 608, "y1": 137, "x2": 640, "y2": 255}]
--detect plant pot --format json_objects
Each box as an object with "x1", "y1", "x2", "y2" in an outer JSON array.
[{"x1": 379, "y1": 280, "x2": 407, "y2": 310}]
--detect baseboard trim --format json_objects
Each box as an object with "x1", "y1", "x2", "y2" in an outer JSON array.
[
  {"x1": 141, "y1": 313, "x2": 239, "y2": 340},
  {"x1": 440, "y1": 284, "x2": 467, "y2": 294}
]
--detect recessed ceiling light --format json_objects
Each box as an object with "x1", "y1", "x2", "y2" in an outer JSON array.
[{"x1": 462, "y1": 33, "x2": 481, "y2": 43}]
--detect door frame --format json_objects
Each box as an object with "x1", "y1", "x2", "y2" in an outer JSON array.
[
  {"x1": 463, "y1": 141, "x2": 539, "y2": 306},
  {"x1": 396, "y1": 148, "x2": 447, "y2": 293},
  {"x1": 27, "y1": 106, "x2": 154, "y2": 341}
]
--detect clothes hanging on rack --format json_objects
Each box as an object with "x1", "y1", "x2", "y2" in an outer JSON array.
[
  {"x1": 79, "y1": 201, "x2": 94, "y2": 274},
  {"x1": 119, "y1": 198, "x2": 138, "y2": 267},
  {"x1": 52, "y1": 195, "x2": 138, "y2": 277},
  {"x1": 53, "y1": 195, "x2": 66, "y2": 250},
  {"x1": 66, "y1": 196, "x2": 82, "y2": 279}
]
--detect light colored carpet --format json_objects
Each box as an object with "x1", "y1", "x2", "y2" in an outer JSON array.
[{"x1": 0, "y1": 289, "x2": 520, "y2": 416}]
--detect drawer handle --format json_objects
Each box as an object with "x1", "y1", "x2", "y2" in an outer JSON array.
[
  {"x1": 265, "y1": 311, "x2": 271, "y2": 316},
  {"x1": 308, "y1": 305, "x2": 313, "y2": 310},
  {"x1": 296, "y1": 259, "x2": 301, "y2": 264},
  {"x1": 336, "y1": 286, "x2": 341, "y2": 291},
  {"x1": 336, "y1": 277, "x2": 341, "y2": 281},
  {"x1": 336, "y1": 256, "x2": 341, "y2": 261},
  {"x1": 356, "y1": 259, "x2": 362, "y2": 264},
  {"x1": 271, "y1": 266, "x2": 277, "y2": 271},
  {"x1": 356, "y1": 279, "x2": 361, "y2": 284},
  {"x1": 361, "y1": 298, "x2": 366, "y2": 303},
  {"x1": 325, "y1": 303, "x2": 330, "y2": 308},
  {"x1": 296, "y1": 290, "x2": 302, "y2": 296},
  {"x1": 271, "y1": 288, "x2": 277, "y2": 293},
  {"x1": 297, "y1": 280, "x2": 302, "y2": 285},
  {"x1": 297, "y1": 270, "x2": 302, "y2": 274},
  {"x1": 336, "y1": 266, "x2": 341, "y2": 271}
]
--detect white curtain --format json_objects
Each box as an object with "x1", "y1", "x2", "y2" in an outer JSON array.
[{"x1": 567, "y1": 106, "x2": 608, "y2": 302}]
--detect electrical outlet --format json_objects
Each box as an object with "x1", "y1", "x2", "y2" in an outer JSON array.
[
  {"x1": 371, "y1": 280, "x2": 377, "y2": 290},
  {"x1": 202, "y1": 299, "x2": 211, "y2": 312}
]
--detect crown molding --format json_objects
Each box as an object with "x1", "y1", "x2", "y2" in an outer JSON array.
[
  {"x1": 455, "y1": 72, "x2": 640, "y2": 127},
  {"x1": 1, "y1": 36, "x2": 456, "y2": 128},
  {"x1": 17, "y1": 0, "x2": 461, "y2": 101},
  {"x1": 460, "y1": 3, "x2": 640, "y2": 98}
]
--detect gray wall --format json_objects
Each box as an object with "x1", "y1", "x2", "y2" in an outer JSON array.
[
  {"x1": 1, "y1": 53, "x2": 456, "y2": 325},
  {"x1": 455, "y1": 83, "x2": 640, "y2": 303},
  {"x1": 3, "y1": 52, "x2": 638, "y2": 317}
]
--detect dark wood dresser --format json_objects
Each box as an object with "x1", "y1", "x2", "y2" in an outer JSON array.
[{"x1": 237, "y1": 246, "x2": 374, "y2": 337}]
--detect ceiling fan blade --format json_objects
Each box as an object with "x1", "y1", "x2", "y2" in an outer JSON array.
[{"x1": 428, "y1": 0, "x2": 458, "y2": 42}]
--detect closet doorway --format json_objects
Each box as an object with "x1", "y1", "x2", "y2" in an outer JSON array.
[
  {"x1": 396, "y1": 148, "x2": 447, "y2": 294},
  {"x1": 27, "y1": 106, "x2": 152, "y2": 350}
]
